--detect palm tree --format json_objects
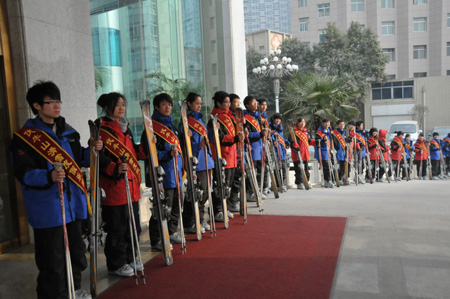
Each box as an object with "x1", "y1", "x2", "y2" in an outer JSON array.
[{"x1": 281, "y1": 73, "x2": 361, "y2": 130}]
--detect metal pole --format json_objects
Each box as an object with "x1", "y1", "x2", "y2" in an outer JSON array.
[{"x1": 273, "y1": 78, "x2": 280, "y2": 113}]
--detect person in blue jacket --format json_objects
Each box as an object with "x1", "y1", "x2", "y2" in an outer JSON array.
[
  {"x1": 429, "y1": 132, "x2": 442, "y2": 179},
  {"x1": 269, "y1": 113, "x2": 289, "y2": 192},
  {"x1": 315, "y1": 118, "x2": 335, "y2": 188},
  {"x1": 355, "y1": 120, "x2": 368, "y2": 184},
  {"x1": 179, "y1": 92, "x2": 215, "y2": 233},
  {"x1": 443, "y1": 133, "x2": 450, "y2": 176},
  {"x1": 243, "y1": 96, "x2": 268, "y2": 200},
  {"x1": 403, "y1": 133, "x2": 415, "y2": 179},
  {"x1": 147, "y1": 93, "x2": 184, "y2": 246},
  {"x1": 331, "y1": 120, "x2": 347, "y2": 185},
  {"x1": 10, "y1": 81, "x2": 101, "y2": 299}
]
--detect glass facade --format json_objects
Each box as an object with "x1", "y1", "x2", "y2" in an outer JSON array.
[
  {"x1": 244, "y1": 0, "x2": 292, "y2": 34},
  {"x1": 90, "y1": 0, "x2": 205, "y2": 142}
]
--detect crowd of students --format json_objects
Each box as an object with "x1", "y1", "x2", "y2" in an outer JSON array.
[{"x1": 10, "y1": 81, "x2": 450, "y2": 299}]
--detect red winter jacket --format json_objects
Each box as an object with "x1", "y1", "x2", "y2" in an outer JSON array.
[
  {"x1": 414, "y1": 140, "x2": 428, "y2": 161},
  {"x1": 378, "y1": 129, "x2": 390, "y2": 162},
  {"x1": 291, "y1": 126, "x2": 315, "y2": 162},
  {"x1": 390, "y1": 136, "x2": 404, "y2": 161},
  {"x1": 209, "y1": 107, "x2": 237, "y2": 169},
  {"x1": 367, "y1": 137, "x2": 379, "y2": 161},
  {"x1": 98, "y1": 117, "x2": 146, "y2": 206}
]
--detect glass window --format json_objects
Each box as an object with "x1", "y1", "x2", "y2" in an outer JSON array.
[
  {"x1": 372, "y1": 89, "x2": 382, "y2": 100},
  {"x1": 210, "y1": 17, "x2": 215, "y2": 30},
  {"x1": 413, "y1": 72, "x2": 427, "y2": 78},
  {"x1": 413, "y1": 45, "x2": 427, "y2": 59},
  {"x1": 92, "y1": 28, "x2": 122, "y2": 67},
  {"x1": 382, "y1": 0, "x2": 395, "y2": 8},
  {"x1": 393, "y1": 87, "x2": 403, "y2": 98},
  {"x1": 382, "y1": 22, "x2": 395, "y2": 35},
  {"x1": 299, "y1": 18, "x2": 309, "y2": 32},
  {"x1": 319, "y1": 29, "x2": 326, "y2": 42},
  {"x1": 318, "y1": 3, "x2": 330, "y2": 17},
  {"x1": 372, "y1": 80, "x2": 414, "y2": 100},
  {"x1": 448, "y1": 14, "x2": 450, "y2": 27},
  {"x1": 211, "y1": 40, "x2": 216, "y2": 53},
  {"x1": 404, "y1": 87, "x2": 413, "y2": 98},
  {"x1": 413, "y1": 18, "x2": 427, "y2": 32},
  {"x1": 299, "y1": 0, "x2": 308, "y2": 7},
  {"x1": 447, "y1": 70, "x2": 450, "y2": 76},
  {"x1": 382, "y1": 88, "x2": 391, "y2": 99},
  {"x1": 212, "y1": 63, "x2": 217, "y2": 76},
  {"x1": 351, "y1": 0, "x2": 364, "y2": 12},
  {"x1": 447, "y1": 42, "x2": 450, "y2": 56},
  {"x1": 383, "y1": 48, "x2": 395, "y2": 62},
  {"x1": 388, "y1": 74, "x2": 396, "y2": 80},
  {"x1": 259, "y1": 45, "x2": 265, "y2": 51},
  {"x1": 413, "y1": 0, "x2": 427, "y2": 4}
]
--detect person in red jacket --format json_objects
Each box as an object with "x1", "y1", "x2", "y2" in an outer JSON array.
[
  {"x1": 390, "y1": 131, "x2": 405, "y2": 181},
  {"x1": 288, "y1": 117, "x2": 315, "y2": 190},
  {"x1": 367, "y1": 128, "x2": 379, "y2": 180},
  {"x1": 378, "y1": 129, "x2": 391, "y2": 180},
  {"x1": 414, "y1": 133, "x2": 428, "y2": 179},
  {"x1": 208, "y1": 91, "x2": 242, "y2": 221},
  {"x1": 96, "y1": 92, "x2": 147, "y2": 277}
]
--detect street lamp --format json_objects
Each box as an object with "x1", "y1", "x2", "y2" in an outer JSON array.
[{"x1": 252, "y1": 48, "x2": 299, "y2": 113}]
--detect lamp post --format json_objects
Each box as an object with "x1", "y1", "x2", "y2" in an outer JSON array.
[{"x1": 252, "y1": 48, "x2": 298, "y2": 113}]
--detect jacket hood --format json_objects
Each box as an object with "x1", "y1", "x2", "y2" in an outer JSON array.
[
  {"x1": 379, "y1": 129, "x2": 388, "y2": 139},
  {"x1": 211, "y1": 107, "x2": 231, "y2": 117},
  {"x1": 152, "y1": 109, "x2": 174, "y2": 126}
]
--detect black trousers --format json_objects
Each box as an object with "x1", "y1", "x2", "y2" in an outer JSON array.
[
  {"x1": 246, "y1": 160, "x2": 262, "y2": 196},
  {"x1": 402, "y1": 160, "x2": 411, "y2": 178},
  {"x1": 183, "y1": 169, "x2": 212, "y2": 225},
  {"x1": 415, "y1": 159, "x2": 427, "y2": 177},
  {"x1": 293, "y1": 161, "x2": 310, "y2": 185},
  {"x1": 431, "y1": 159, "x2": 441, "y2": 176},
  {"x1": 212, "y1": 167, "x2": 234, "y2": 214},
  {"x1": 102, "y1": 202, "x2": 141, "y2": 271},
  {"x1": 321, "y1": 159, "x2": 332, "y2": 182},
  {"x1": 230, "y1": 166, "x2": 243, "y2": 205},
  {"x1": 34, "y1": 220, "x2": 87, "y2": 299},
  {"x1": 446, "y1": 157, "x2": 450, "y2": 173},
  {"x1": 149, "y1": 188, "x2": 181, "y2": 246}
]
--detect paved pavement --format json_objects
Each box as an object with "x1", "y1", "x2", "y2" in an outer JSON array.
[
  {"x1": 1, "y1": 178, "x2": 449, "y2": 298},
  {"x1": 254, "y1": 178, "x2": 450, "y2": 299}
]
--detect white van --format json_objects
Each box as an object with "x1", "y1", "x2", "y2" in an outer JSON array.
[{"x1": 388, "y1": 121, "x2": 421, "y2": 142}]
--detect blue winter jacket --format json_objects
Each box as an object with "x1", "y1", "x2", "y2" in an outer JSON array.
[
  {"x1": 244, "y1": 110, "x2": 263, "y2": 161},
  {"x1": 315, "y1": 126, "x2": 331, "y2": 161},
  {"x1": 179, "y1": 110, "x2": 214, "y2": 172},
  {"x1": 10, "y1": 117, "x2": 89, "y2": 229},
  {"x1": 269, "y1": 122, "x2": 289, "y2": 161},
  {"x1": 429, "y1": 138, "x2": 441, "y2": 161},
  {"x1": 442, "y1": 137, "x2": 450, "y2": 157},
  {"x1": 152, "y1": 110, "x2": 183, "y2": 188},
  {"x1": 356, "y1": 129, "x2": 367, "y2": 158},
  {"x1": 404, "y1": 139, "x2": 415, "y2": 159},
  {"x1": 333, "y1": 129, "x2": 346, "y2": 161}
]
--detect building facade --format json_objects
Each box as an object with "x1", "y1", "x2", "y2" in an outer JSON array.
[
  {"x1": 245, "y1": 29, "x2": 292, "y2": 55},
  {"x1": 244, "y1": 0, "x2": 292, "y2": 35},
  {"x1": 0, "y1": 0, "x2": 247, "y2": 254}
]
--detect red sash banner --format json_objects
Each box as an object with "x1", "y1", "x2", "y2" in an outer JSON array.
[
  {"x1": 332, "y1": 130, "x2": 346, "y2": 150},
  {"x1": 14, "y1": 127, "x2": 90, "y2": 210},
  {"x1": 100, "y1": 128, "x2": 142, "y2": 182},
  {"x1": 188, "y1": 117, "x2": 207, "y2": 136},
  {"x1": 152, "y1": 120, "x2": 183, "y2": 155},
  {"x1": 355, "y1": 133, "x2": 367, "y2": 148},
  {"x1": 278, "y1": 136, "x2": 286, "y2": 149},
  {"x1": 217, "y1": 114, "x2": 236, "y2": 136},
  {"x1": 244, "y1": 115, "x2": 261, "y2": 133},
  {"x1": 261, "y1": 116, "x2": 269, "y2": 129},
  {"x1": 393, "y1": 136, "x2": 404, "y2": 153},
  {"x1": 415, "y1": 142, "x2": 426, "y2": 152},
  {"x1": 295, "y1": 129, "x2": 309, "y2": 151},
  {"x1": 404, "y1": 143, "x2": 412, "y2": 151},
  {"x1": 316, "y1": 130, "x2": 330, "y2": 149},
  {"x1": 430, "y1": 140, "x2": 441, "y2": 149}
]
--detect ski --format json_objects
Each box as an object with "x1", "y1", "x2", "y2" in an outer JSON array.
[
  {"x1": 88, "y1": 120, "x2": 100, "y2": 297},
  {"x1": 377, "y1": 143, "x2": 390, "y2": 183},
  {"x1": 244, "y1": 145, "x2": 264, "y2": 213},
  {"x1": 235, "y1": 108, "x2": 248, "y2": 222},
  {"x1": 210, "y1": 114, "x2": 229, "y2": 229},
  {"x1": 140, "y1": 100, "x2": 173, "y2": 266},
  {"x1": 287, "y1": 120, "x2": 310, "y2": 190},
  {"x1": 179, "y1": 102, "x2": 202, "y2": 241},
  {"x1": 267, "y1": 139, "x2": 282, "y2": 196},
  {"x1": 329, "y1": 132, "x2": 341, "y2": 187}
]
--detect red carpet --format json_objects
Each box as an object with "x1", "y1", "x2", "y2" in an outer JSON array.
[{"x1": 99, "y1": 215, "x2": 347, "y2": 299}]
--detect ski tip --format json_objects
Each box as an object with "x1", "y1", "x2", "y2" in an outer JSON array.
[{"x1": 140, "y1": 100, "x2": 150, "y2": 107}]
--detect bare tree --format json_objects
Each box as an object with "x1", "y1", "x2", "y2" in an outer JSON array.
[{"x1": 411, "y1": 104, "x2": 429, "y2": 129}]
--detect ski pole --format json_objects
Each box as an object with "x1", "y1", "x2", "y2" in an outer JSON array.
[
  {"x1": 171, "y1": 145, "x2": 187, "y2": 253},
  {"x1": 54, "y1": 162, "x2": 75, "y2": 299},
  {"x1": 203, "y1": 136, "x2": 216, "y2": 236},
  {"x1": 120, "y1": 156, "x2": 146, "y2": 284}
]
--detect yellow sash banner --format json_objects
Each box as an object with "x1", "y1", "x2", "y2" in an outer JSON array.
[
  {"x1": 218, "y1": 114, "x2": 236, "y2": 136},
  {"x1": 152, "y1": 120, "x2": 183, "y2": 155},
  {"x1": 99, "y1": 128, "x2": 141, "y2": 182},
  {"x1": 188, "y1": 117, "x2": 207, "y2": 136},
  {"x1": 244, "y1": 114, "x2": 261, "y2": 133},
  {"x1": 332, "y1": 129, "x2": 346, "y2": 150}
]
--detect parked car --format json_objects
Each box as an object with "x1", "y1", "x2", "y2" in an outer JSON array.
[
  {"x1": 388, "y1": 121, "x2": 421, "y2": 142},
  {"x1": 429, "y1": 126, "x2": 450, "y2": 139}
]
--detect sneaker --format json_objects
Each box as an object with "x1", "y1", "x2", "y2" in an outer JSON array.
[
  {"x1": 151, "y1": 241, "x2": 173, "y2": 252},
  {"x1": 359, "y1": 176, "x2": 366, "y2": 184},
  {"x1": 297, "y1": 184, "x2": 305, "y2": 190},
  {"x1": 422, "y1": 176, "x2": 427, "y2": 180},
  {"x1": 247, "y1": 194, "x2": 256, "y2": 202},
  {"x1": 324, "y1": 181, "x2": 335, "y2": 188},
  {"x1": 130, "y1": 260, "x2": 143, "y2": 272},
  {"x1": 227, "y1": 210, "x2": 234, "y2": 219},
  {"x1": 260, "y1": 192, "x2": 267, "y2": 199},
  {"x1": 263, "y1": 188, "x2": 270, "y2": 196},
  {"x1": 439, "y1": 175, "x2": 444, "y2": 179},
  {"x1": 170, "y1": 233, "x2": 182, "y2": 244},
  {"x1": 396, "y1": 177, "x2": 402, "y2": 182},
  {"x1": 184, "y1": 225, "x2": 196, "y2": 234},
  {"x1": 215, "y1": 212, "x2": 224, "y2": 222},
  {"x1": 109, "y1": 264, "x2": 134, "y2": 277},
  {"x1": 433, "y1": 176, "x2": 439, "y2": 181},
  {"x1": 228, "y1": 202, "x2": 240, "y2": 212},
  {"x1": 201, "y1": 226, "x2": 206, "y2": 234},
  {"x1": 201, "y1": 220, "x2": 211, "y2": 231},
  {"x1": 282, "y1": 186, "x2": 288, "y2": 192},
  {"x1": 379, "y1": 178, "x2": 386, "y2": 183},
  {"x1": 75, "y1": 289, "x2": 92, "y2": 299}
]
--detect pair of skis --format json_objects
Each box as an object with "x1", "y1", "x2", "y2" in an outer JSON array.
[{"x1": 287, "y1": 120, "x2": 310, "y2": 190}]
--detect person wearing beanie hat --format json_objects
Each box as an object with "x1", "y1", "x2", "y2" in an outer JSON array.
[{"x1": 403, "y1": 133, "x2": 415, "y2": 179}]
